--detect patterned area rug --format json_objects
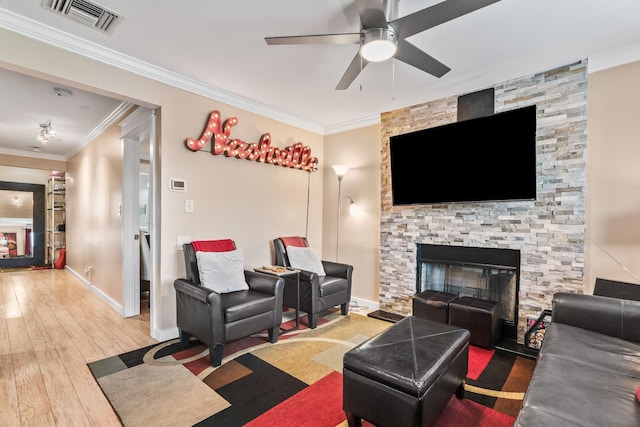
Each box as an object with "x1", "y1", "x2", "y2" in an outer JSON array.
[{"x1": 88, "y1": 311, "x2": 535, "y2": 426}]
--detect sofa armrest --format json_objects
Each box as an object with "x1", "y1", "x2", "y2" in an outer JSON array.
[
  {"x1": 173, "y1": 278, "x2": 225, "y2": 346},
  {"x1": 321, "y1": 260, "x2": 353, "y2": 279},
  {"x1": 552, "y1": 292, "x2": 640, "y2": 343},
  {"x1": 174, "y1": 278, "x2": 212, "y2": 303},
  {"x1": 244, "y1": 270, "x2": 285, "y2": 296},
  {"x1": 277, "y1": 269, "x2": 318, "y2": 283}
]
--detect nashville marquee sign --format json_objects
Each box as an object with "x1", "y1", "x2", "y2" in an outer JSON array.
[{"x1": 185, "y1": 111, "x2": 318, "y2": 172}]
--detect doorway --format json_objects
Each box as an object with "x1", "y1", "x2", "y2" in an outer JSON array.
[
  {"x1": 121, "y1": 107, "x2": 157, "y2": 335},
  {"x1": 139, "y1": 161, "x2": 151, "y2": 308}
]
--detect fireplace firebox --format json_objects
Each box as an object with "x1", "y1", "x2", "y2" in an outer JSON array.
[{"x1": 416, "y1": 244, "x2": 520, "y2": 340}]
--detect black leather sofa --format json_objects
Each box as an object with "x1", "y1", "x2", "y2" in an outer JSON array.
[{"x1": 515, "y1": 292, "x2": 640, "y2": 426}]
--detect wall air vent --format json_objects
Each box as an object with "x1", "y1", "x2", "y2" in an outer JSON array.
[{"x1": 43, "y1": 0, "x2": 123, "y2": 34}]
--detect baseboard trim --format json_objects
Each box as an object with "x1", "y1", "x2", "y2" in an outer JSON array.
[
  {"x1": 65, "y1": 266, "x2": 124, "y2": 316},
  {"x1": 349, "y1": 296, "x2": 379, "y2": 313},
  {"x1": 153, "y1": 327, "x2": 179, "y2": 343}
]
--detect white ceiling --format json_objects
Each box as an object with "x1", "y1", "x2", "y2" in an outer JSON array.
[
  {"x1": 0, "y1": 67, "x2": 124, "y2": 160},
  {"x1": 1, "y1": 0, "x2": 640, "y2": 161}
]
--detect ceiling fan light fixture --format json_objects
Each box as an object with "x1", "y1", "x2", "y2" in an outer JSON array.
[{"x1": 361, "y1": 28, "x2": 397, "y2": 62}]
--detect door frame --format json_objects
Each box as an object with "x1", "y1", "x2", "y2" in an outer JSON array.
[{"x1": 120, "y1": 108, "x2": 157, "y2": 336}]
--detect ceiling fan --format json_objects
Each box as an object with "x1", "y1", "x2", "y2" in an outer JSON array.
[{"x1": 265, "y1": 0, "x2": 501, "y2": 90}]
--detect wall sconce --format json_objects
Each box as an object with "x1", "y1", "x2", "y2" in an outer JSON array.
[
  {"x1": 12, "y1": 196, "x2": 21, "y2": 208},
  {"x1": 332, "y1": 165, "x2": 349, "y2": 261},
  {"x1": 344, "y1": 196, "x2": 362, "y2": 216}
]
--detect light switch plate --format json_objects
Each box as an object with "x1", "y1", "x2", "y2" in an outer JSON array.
[
  {"x1": 176, "y1": 235, "x2": 191, "y2": 250},
  {"x1": 185, "y1": 199, "x2": 194, "y2": 213}
]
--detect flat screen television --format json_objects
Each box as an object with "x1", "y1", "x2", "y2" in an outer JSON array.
[{"x1": 389, "y1": 105, "x2": 537, "y2": 205}]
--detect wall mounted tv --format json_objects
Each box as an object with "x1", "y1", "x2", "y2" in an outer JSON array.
[{"x1": 389, "y1": 105, "x2": 537, "y2": 206}]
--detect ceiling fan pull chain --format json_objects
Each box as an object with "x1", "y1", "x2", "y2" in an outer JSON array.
[
  {"x1": 359, "y1": 50, "x2": 363, "y2": 92},
  {"x1": 392, "y1": 58, "x2": 396, "y2": 100}
]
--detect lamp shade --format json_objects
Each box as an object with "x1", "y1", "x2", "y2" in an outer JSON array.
[
  {"x1": 332, "y1": 164, "x2": 350, "y2": 180},
  {"x1": 348, "y1": 200, "x2": 362, "y2": 216}
]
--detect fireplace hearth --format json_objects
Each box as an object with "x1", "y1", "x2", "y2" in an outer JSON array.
[{"x1": 417, "y1": 243, "x2": 520, "y2": 340}]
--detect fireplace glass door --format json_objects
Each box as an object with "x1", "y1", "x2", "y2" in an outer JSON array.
[
  {"x1": 416, "y1": 243, "x2": 520, "y2": 340},
  {"x1": 419, "y1": 262, "x2": 517, "y2": 323}
]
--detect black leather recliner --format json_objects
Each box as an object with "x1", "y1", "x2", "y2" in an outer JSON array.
[
  {"x1": 273, "y1": 236, "x2": 353, "y2": 328},
  {"x1": 173, "y1": 240, "x2": 285, "y2": 367}
]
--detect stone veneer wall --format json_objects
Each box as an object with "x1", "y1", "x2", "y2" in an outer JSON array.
[{"x1": 380, "y1": 60, "x2": 588, "y2": 342}]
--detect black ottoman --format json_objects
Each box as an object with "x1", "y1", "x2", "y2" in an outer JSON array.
[
  {"x1": 449, "y1": 296, "x2": 501, "y2": 349},
  {"x1": 343, "y1": 316, "x2": 470, "y2": 427},
  {"x1": 413, "y1": 290, "x2": 459, "y2": 323}
]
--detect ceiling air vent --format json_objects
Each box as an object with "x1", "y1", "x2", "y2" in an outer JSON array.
[{"x1": 43, "y1": 0, "x2": 123, "y2": 34}]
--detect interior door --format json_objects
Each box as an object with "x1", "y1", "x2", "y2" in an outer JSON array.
[{"x1": 120, "y1": 107, "x2": 156, "y2": 325}]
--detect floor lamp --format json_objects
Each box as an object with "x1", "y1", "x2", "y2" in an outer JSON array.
[
  {"x1": 332, "y1": 165, "x2": 349, "y2": 261},
  {"x1": 305, "y1": 171, "x2": 311, "y2": 238}
]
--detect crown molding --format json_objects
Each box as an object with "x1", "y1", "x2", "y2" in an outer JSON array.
[
  {"x1": 324, "y1": 114, "x2": 381, "y2": 135},
  {"x1": 0, "y1": 8, "x2": 326, "y2": 135},
  {"x1": 64, "y1": 101, "x2": 134, "y2": 160},
  {"x1": 0, "y1": 146, "x2": 66, "y2": 162}
]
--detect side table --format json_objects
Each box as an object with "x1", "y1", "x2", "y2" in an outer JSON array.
[{"x1": 254, "y1": 266, "x2": 300, "y2": 333}]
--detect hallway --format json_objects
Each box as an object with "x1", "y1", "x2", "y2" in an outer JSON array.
[{"x1": 0, "y1": 268, "x2": 155, "y2": 426}]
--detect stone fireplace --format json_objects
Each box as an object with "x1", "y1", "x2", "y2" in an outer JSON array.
[{"x1": 379, "y1": 60, "x2": 588, "y2": 342}]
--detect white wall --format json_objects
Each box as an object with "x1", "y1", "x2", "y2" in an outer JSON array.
[
  {"x1": 586, "y1": 60, "x2": 640, "y2": 292},
  {"x1": 323, "y1": 125, "x2": 382, "y2": 308}
]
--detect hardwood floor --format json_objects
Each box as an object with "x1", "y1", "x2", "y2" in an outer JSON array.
[{"x1": 0, "y1": 268, "x2": 156, "y2": 426}]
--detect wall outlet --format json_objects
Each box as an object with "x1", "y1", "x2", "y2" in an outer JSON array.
[{"x1": 177, "y1": 235, "x2": 191, "y2": 250}]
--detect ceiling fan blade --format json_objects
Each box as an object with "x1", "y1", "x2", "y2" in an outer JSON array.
[
  {"x1": 357, "y1": 0, "x2": 389, "y2": 29},
  {"x1": 390, "y1": 0, "x2": 501, "y2": 39},
  {"x1": 394, "y1": 39, "x2": 450, "y2": 78},
  {"x1": 265, "y1": 33, "x2": 360, "y2": 45},
  {"x1": 335, "y1": 53, "x2": 369, "y2": 90},
  {"x1": 342, "y1": 0, "x2": 361, "y2": 27}
]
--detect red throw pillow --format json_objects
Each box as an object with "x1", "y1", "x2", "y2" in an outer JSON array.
[
  {"x1": 636, "y1": 386, "x2": 640, "y2": 403},
  {"x1": 280, "y1": 236, "x2": 307, "y2": 248},
  {"x1": 191, "y1": 239, "x2": 236, "y2": 252}
]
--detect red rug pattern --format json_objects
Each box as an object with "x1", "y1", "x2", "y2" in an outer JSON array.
[
  {"x1": 468, "y1": 345, "x2": 495, "y2": 380},
  {"x1": 247, "y1": 369, "x2": 514, "y2": 427}
]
